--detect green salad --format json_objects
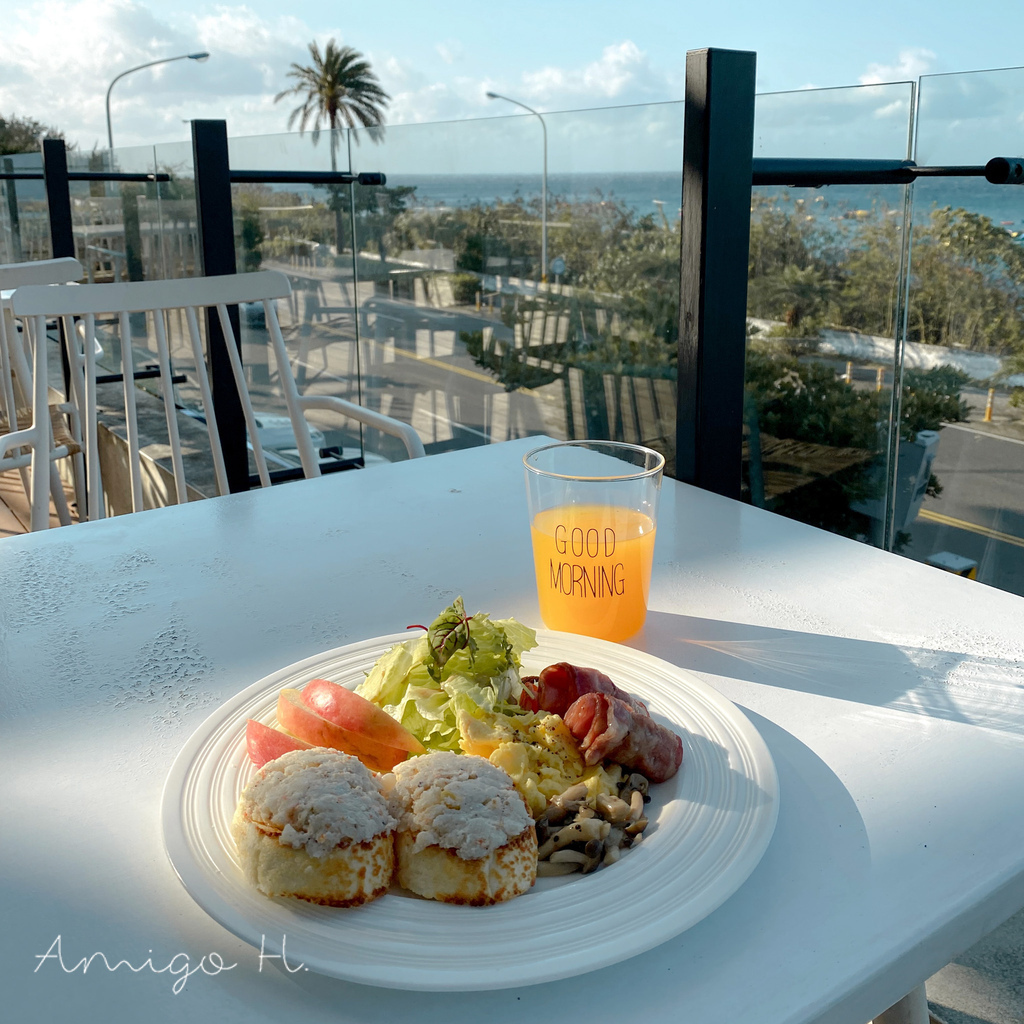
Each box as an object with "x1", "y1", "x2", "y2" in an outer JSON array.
[{"x1": 356, "y1": 597, "x2": 537, "y2": 752}]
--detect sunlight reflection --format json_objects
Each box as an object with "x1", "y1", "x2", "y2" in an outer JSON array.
[{"x1": 677, "y1": 636, "x2": 1024, "y2": 734}]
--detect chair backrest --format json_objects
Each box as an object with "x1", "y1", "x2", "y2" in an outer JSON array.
[
  {"x1": 0, "y1": 258, "x2": 85, "y2": 530},
  {"x1": 0, "y1": 257, "x2": 83, "y2": 291},
  {"x1": 9, "y1": 270, "x2": 424, "y2": 523},
  {"x1": 0, "y1": 257, "x2": 84, "y2": 419}
]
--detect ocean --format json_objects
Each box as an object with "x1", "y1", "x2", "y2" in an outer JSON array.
[{"x1": 375, "y1": 172, "x2": 1024, "y2": 231}]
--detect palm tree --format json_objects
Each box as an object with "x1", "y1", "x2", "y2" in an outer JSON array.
[{"x1": 275, "y1": 41, "x2": 390, "y2": 253}]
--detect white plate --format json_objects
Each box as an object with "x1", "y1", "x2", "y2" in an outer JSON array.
[{"x1": 162, "y1": 630, "x2": 779, "y2": 991}]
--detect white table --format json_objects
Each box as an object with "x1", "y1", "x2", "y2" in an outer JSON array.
[{"x1": 3, "y1": 436, "x2": 1024, "y2": 1024}]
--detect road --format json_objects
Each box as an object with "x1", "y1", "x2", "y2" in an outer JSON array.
[
  {"x1": 243, "y1": 268, "x2": 568, "y2": 464},
  {"x1": 247, "y1": 267, "x2": 1024, "y2": 597},
  {"x1": 903, "y1": 423, "x2": 1024, "y2": 596}
]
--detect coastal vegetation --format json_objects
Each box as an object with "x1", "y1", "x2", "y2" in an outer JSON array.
[{"x1": 238, "y1": 179, "x2": 1019, "y2": 544}]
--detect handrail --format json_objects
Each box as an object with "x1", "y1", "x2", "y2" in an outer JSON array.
[
  {"x1": 229, "y1": 170, "x2": 385, "y2": 185},
  {"x1": 752, "y1": 156, "x2": 1024, "y2": 187},
  {"x1": 0, "y1": 171, "x2": 171, "y2": 182}
]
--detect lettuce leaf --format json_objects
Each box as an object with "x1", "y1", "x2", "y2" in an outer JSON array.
[{"x1": 355, "y1": 599, "x2": 537, "y2": 753}]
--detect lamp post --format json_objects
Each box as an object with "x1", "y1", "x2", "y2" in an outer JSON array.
[
  {"x1": 105, "y1": 51, "x2": 210, "y2": 154},
  {"x1": 486, "y1": 91, "x2": 548, "y2": 283}
]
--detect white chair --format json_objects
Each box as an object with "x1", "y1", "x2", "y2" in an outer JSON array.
[
  {"x1": 8, "y1": 270, "x2": 424, "y2": 527},
  {"x1": 0, "y1": 257, "x2": 86, "y2": 531}
]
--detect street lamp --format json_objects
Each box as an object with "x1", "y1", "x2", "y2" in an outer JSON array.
[
  {"x1": 486, "y1": 91, "x2": 548, "y2": 284},
  {"x1": 106, "y1": 51, "x2": 210, "y2": 154}
]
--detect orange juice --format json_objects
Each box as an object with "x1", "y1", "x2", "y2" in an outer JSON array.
[{"x1": 530, "y1": 504, "x2": 656, "y2": 642}]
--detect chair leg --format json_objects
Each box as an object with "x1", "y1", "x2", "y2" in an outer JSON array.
[
  {"x1": 49, "y1": 462, "x2": 72, "y2": 526},
  {"x1": 70, "y1": 450, "x2": 87, "y2": 522},
  {"x1": 872, "y1": 984, "x2": 929, "y2": 1024},
  {"x1": 29, "y1": 447, "x2": 49, "y2": 531}
]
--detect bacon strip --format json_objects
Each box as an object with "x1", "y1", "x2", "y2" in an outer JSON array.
[
  {"x1": 520, "y1": 662, "x2": 649, "y2": 717},
  {"x1": 563, "y1": 693, "x2": 683, "y2": 783}
]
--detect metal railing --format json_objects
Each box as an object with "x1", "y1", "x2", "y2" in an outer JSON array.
[
  {"x1": 12, "y1": 57, "x2": 1023, "y2": 521},
  {"x1": 15, "y1": 123, "x2": 386, "y2": 493},
  {"x1": 676, "y1": 47, "x2": 1023, "y2": 555}
]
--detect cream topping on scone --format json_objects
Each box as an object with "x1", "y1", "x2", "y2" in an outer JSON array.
[
  {"x1": 390, "y1": 751, "x2": 533, "y2": 859},
  {"x1": 239, "y1": 748, "x2": 395, "y2": 858}
]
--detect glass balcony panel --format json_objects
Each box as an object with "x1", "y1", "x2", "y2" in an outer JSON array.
[
  {"x1": 755, "y1": 82, "x2": 914, "y2": 159},
  {"x1": 0, "y1": 151, "x2": 48, "y2": 264},
  {"x1": 228, "y1": 128, "x2": 364, "y2": 470},
  {"x1": 744, "y1": 83, "x2": 914, "y2": 548},
  {"x1": 897, "y1": 67, "x2": 1024, "y2": 596},
  {"x1": 149, "y1": 139, "x2": 200, "y2": 283},
  {"x1": 80, "y1": 143, "x2": 199, "y2": 420},
  {"x1": 347, "y1": 102, "x2": 684, "y2": 469}
]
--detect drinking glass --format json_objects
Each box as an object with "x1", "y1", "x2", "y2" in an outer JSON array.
[{"x1": 524, "y1": 441, "x2": 664, "y2": 642}]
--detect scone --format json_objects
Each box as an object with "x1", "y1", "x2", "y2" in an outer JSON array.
[
  {"x1": 231, "y1": 748, "x2": 395, "y2": 906},
  {"x1": 390, "y1": 751, "x2": 537, "y2": 906}
]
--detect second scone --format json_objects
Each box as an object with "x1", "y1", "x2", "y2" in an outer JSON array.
[{"x1": 390, "y1": 751, "x2": 537, "y2": 905}]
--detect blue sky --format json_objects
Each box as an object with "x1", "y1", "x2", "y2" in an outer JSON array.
[{"x1": 1, "y1": 0, "x2": 1022, "y2": 155}]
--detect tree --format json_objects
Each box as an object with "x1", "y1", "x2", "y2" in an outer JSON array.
[
  {"x1": 0, "y1": 113, "x2": 63, "y2": 155},
  {"x1": 274, "y1": 41, "x2": 390, "y2": 253}
]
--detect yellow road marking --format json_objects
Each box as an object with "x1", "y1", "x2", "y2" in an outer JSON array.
[
  {"x1": 388, "y1": 343, "x2": 501, "y2": 385},
  {"x1": 309, "y1": 318, "x2": 502, "y2": 386},
  {"x1": 918, "y1": 508, "x2": 1024, "y2": 549}
]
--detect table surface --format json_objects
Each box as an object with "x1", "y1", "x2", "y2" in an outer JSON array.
[{"x1": 3, "y1": 436, "x2": 1024, "y2": 1024}]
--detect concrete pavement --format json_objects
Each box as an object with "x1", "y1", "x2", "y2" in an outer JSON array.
[{"x1": 926, "y1": 906, "x2": 1024, "y2": 1024}]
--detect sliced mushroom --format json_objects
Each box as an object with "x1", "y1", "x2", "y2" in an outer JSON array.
[
  {"x1": 627, "y1": 789, "x2": 645, "y2": 823},
  {"x1": 625, "y1": 773, "x2": 649, "y2": 798},
  {"x1": 596, "y1": 793, "x2": 633, "y2": 823},
  {"x1": 549, "y1": 849, "x2": 589, "y2": 865},
  {"x1": 551, "y1": 782, "x2": 588, "y2": 810},
  {"x1": 625, "y1": 816, "x2": 648, "y2": 836},
  {"x1": 537, "y1": 859, "x2": 580, "y2": 877},
  {"x1": 537, "y1": 817, "x2": 608, "y2": 859},
  {"x1": 581, "y1": 838, "x2": 603, "y2": 874}
]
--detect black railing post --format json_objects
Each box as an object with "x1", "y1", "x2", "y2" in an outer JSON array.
[
  {"x1": 676, "y1": 48, "x2": 756, "y2": 498},
  {"x1": 191, "y1": 119, "x2": 248, "y2": 493},
  {"x1": 41, "y1": 139, "x2": 77, "y2": 396},
  {"x1": 42, "y1": 139, "x2": 76, "y2": 260}
]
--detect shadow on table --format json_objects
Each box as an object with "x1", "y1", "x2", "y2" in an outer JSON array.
[{"x1": 635, "y1": 611, "x2": 1024, "y2": 737}]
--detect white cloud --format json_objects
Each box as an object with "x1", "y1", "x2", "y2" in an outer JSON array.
[
  {"x1": 334, "y1": 39, "x2": 680, "y2": 129},
  {"x1": 435, "y1": 40, "x2": 463, "y2": 65},
  {"x1": 0, "y1": 0, "x2": 319, "y2": 148},
  {"x1": 0, "y1": 4, "x2": 678, "y2": 152},
  {"x1": 515, "y1": 41, "x2": 677, "y2": 108},
  {"x1": 859, "y1": 48, "x2": 937, "y2": 85}
]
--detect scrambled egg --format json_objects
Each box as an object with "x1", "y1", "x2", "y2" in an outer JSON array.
[{"x1": 457, "y1": 709, "x2": 621, "y2": 817}]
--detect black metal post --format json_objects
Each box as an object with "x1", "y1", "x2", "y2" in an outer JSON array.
[
  {"x1": 121, "y1": 185, "x2": 145, "y2": 281},
  {"x1": 191, "y1": 119, "x2": 248, "y2": 493},
  {"x1": 676, "y1": 48, "x2": 756, "y2": 499},
  {"x1": 3, "y1": 158, "x2": 23, "y2": 262},
  {"x1": 41, "y1": 138, "x2": 76, "y2": 397},
  {"x1": 42, "y1": 139, "x2": 76, "y2": 260}
]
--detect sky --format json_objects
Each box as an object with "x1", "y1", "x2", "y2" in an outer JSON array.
[{"x1": 1, "y1": 0, "x2": 1023, "y2": 159}]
